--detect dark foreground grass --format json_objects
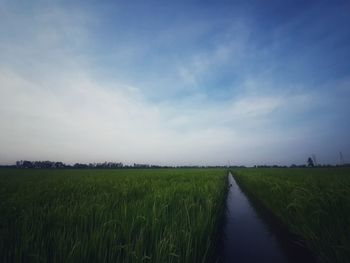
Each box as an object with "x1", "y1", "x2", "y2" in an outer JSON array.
[
  {"x1": 234, "y1": 168, "x2": 350, "y2": 263},
  {"x1": 0, "y1": 168, "x2": 227, "y2": 263}
]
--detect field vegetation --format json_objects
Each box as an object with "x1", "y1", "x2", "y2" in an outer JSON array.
[
  {"x1": 233, "y1": 168, "x2": 350, "y2": 263},
  {"x1": 0, "y1": 168, "x2": 227, "y2": 263}
]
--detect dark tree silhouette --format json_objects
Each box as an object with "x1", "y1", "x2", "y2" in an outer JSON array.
[{"x1": 307, "y1": 157, "x2": 314, "y2": 167}]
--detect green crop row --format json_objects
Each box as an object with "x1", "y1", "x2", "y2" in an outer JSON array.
[
  {"x1": 0, "y1": 168, "x2": 227, "y2": 263},
  {"x1": 233, "y1": 168, "x2": 350, "y2": 263}
]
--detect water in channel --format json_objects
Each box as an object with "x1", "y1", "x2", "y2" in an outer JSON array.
[{"x1": 218, "y1": 173, "x2": 317, "y2": 263}]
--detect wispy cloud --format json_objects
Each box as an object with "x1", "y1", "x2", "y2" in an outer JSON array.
[{"x1": 1, "y1": 1, "x2": 349, "y2": 165}]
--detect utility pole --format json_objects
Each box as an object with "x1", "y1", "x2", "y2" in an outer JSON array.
[
  {"x1": 339, "y1": 151, "x2": 344, "y2": 165},
  {"x1": 312, "y1": 154, "x2": 317, "y2": 166}
]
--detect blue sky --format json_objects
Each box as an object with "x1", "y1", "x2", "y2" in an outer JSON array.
[{"x1": 0, "y1": 0, "x2": 349, "y2": 165}]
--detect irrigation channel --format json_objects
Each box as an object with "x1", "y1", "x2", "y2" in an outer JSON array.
[{"x1": 217, "y1": 173, "x2": 317, "y2": 263}]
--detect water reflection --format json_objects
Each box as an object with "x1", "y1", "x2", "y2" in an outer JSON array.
[{"x1": 218, "y1": 173, "x2": 316, "y2": 263}]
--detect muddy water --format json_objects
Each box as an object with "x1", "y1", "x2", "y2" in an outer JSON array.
[{"x1": 218, "y1": 173, "x2": 316, "y2": 263}]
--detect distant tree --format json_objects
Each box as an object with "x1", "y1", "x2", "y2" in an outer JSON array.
[
  {"x1": 307, "y1": 157, "x2": 314, "y2": 167},
  {"x1": 21, "y1": 160, "x2": 34, "y2": 168}
]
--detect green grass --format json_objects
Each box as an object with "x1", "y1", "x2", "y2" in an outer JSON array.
[
  {"x1": 0, "y1": 168, "x2": 227, "y2": 263},
  {"x1": 233, "y1": 168, "x2": 350, "y2": 263}
]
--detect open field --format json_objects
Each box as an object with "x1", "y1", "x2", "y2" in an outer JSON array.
[
  {"x1": 0, "y1": 168, "x2": 227, "y2": 263},
  {"x1": 233, "y1": 168, "x2": 350, "y2": 263},
  {"x1": 2, "y1": 167, "x2": 350, "y2": 263}
]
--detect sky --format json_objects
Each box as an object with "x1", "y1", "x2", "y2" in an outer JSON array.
[{"x1": 0, "y1": 0, "x2": 350, "y2": 166}]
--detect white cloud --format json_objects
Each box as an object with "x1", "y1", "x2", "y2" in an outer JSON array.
[
  {"x1": 1, "y1": 62, "x2": 319, "y2": 165},
  {"x1": 175, "y1": 22, "x2": 250, "y2": 87},
  {"x1": 1, "y1": 1, "x2": 347, "y2": 166},
  {"x1": 228, "y1": 96, "x2": 283, "y2": 117}
]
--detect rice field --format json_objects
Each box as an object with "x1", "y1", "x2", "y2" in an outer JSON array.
[
  {"x1": 0, "y1": 168, "x2": 227, "y2": 263},
  {"x1": 2, "y1": 167, "x2": 350, "y2": 263},
  {"x1": 233, "y1": 168, "x2": 350, "y2": 263}
]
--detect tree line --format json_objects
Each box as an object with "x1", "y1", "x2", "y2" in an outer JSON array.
[
  {"x1": 0, "y1": 160, "x2": 348, "y2": 169},
  {"x1": 14, "y1": 160, "x2": 124, "y2": 169}
]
